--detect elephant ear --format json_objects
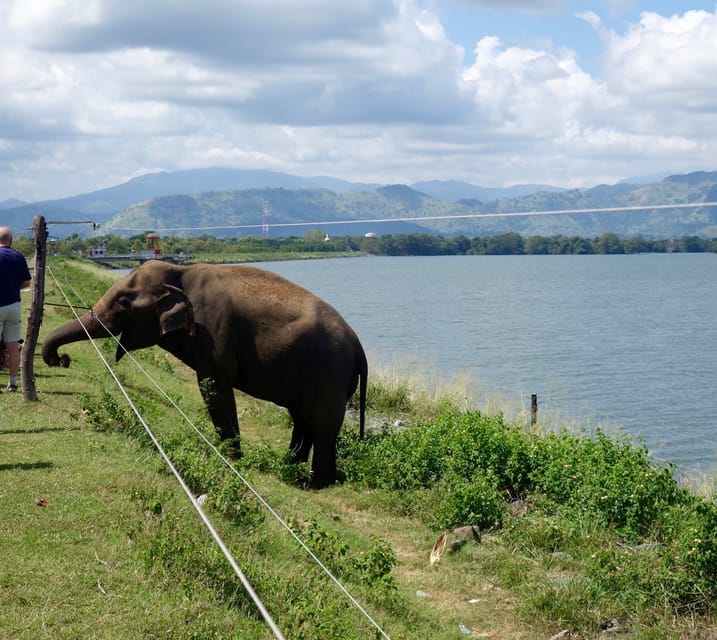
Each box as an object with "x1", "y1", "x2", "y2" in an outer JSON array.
[{"x1": 157, "y1": 284, "x2": 195, "y2": 337}]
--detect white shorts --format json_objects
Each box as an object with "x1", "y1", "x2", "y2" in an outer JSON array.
[{"x1": 0, "y1": 302, "x2": 22, "y2": 342}]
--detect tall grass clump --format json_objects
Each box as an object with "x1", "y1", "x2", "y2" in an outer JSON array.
[{"x1": 360, "y1": 365, "x2": 472, "y2": 417}]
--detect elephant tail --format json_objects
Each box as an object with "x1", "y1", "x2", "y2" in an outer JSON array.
[{"x1": 357, "y1": 346, "x2": 368, "y2": 440}]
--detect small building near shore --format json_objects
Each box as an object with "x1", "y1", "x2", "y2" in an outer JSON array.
[{"x1": 87, "y1": 243, "x2": 107, "y2": 259}]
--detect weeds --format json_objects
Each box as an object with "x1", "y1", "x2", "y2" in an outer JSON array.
[
  {"x1": 300, "y1": 518, "x2": 398, "y2": 596},
  {"x1": 79, "y1": 389, "x2": 153, "y2": 446},
  {"x1": 75, "y1": 338, "x2": 717, "y2": 636},
  {"x1": 336, "y1": 403, "x2": 717, "y2": 631}
]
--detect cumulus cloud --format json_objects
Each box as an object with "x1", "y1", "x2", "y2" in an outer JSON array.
[
  {"x1": 4, "y1": 0, "x2": 468, "y2": 126},
  {"x1": 1, "y1": 0, "x2": 717, "y2": 200},
  {"x1": 461, "y1": 36, "x2": 612, "y2": 132},
  {"x1": 602, "y1": 10, "x2": 717, "y2": 106}
]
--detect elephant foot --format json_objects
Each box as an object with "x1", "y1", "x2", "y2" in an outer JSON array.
[
  {"x1": 308, "y1": 477, "x2": 331, "y2": 490},
  {"x1": 223, "y1": 437, "x2": 242, "y2": 460},
  {"x1": 308, "y1": 470, "x2": 341, "y2": 489}
]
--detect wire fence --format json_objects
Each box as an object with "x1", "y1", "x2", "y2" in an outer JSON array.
[{"x1": 46, "y1": 263, "x2": 393, "y2": 640}]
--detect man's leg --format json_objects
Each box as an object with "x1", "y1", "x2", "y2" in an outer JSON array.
[
  {"x1": 5, "y1": 341, "x2": 20, "y2": 390},
  {"x1": 0, "y1": 302, "x2": 22, "y2": 391}
]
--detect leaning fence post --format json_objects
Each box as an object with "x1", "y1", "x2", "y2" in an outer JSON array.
[{"x1": 21, "y1": 215, "x2": 47, "y2": 401}]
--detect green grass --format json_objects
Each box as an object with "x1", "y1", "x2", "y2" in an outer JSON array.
[{"x1": 2, "y1": 257, "x2": 716, "y2": 639}]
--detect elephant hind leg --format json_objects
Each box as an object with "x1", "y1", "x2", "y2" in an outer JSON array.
[
  {"x1": 289, "y1": 416, "x2": 313, "y2": 464},
  {"x1": 288, "y1": 402, "x2": 345, "y2": 488},
  {"x1": 309, "y1": 437, "x2": 338, "y2": 489}
]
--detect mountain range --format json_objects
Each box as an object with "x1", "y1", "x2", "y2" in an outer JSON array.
[{"x1": 2, "y1": 167, "x2": 717, "y2": 239}]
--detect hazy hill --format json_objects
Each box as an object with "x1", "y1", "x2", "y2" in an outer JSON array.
[
  {"x1": 482, "y1": 171, "x2": 717, "y2": 238},
  {"x1": 98, "y1": 170, "x2": 717, "y2": 239},
  {"x1": 411, "y1": 180, "x2": 564, "y2": 202},
  {"x1": 0, "y1": 198, "x2": 25, "y2": 210},
  {"x1": 102, "y1": 187, "x2": 437, "y2": 237},
  {"x1": 4, "y1": 167, "x2": 717, "y2": 238},
  {"x1": 0, "y1": 168, "x2": 382, "y2": 235},
  {"x1": 45, "y1": 167, "x2": 382, "y2": 218}
]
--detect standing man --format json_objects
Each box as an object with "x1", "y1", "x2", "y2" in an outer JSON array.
[{"x1": 0, "y1": 227, "x2": 31, "y2": 392}]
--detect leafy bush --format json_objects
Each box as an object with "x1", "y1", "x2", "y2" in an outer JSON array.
[
  {"x1": 341, "y1": 408, "x2": 532, "y2": 490},
  {"x1": 339, "y1": 408, "x2": 533, "y2": 528},
  {"x1": 426, "y1": 472, "x2": 506, "y2": 530},
  {"x1": 343, "y1": 406, "x2": 698, "y2": 538},
  {"x1": 339, "y1": 402, "x2": 717, "y2": 619},
  {"x1": 587, "y1": 499, "x2": 717, "y2": 612},
  {"x1": 80, "y1": 390, "x2": 153, "y2": 447},
  {"x1": 530, "y1": 429, "x2": 685, "y2": 539},
  {"x1": 168, "y1": 440, "x2": 266, "y2": 528}
]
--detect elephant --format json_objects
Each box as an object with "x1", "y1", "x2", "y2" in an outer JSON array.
[{"x1": 42, "y1": 260, "x2": 367, "y2": 488}]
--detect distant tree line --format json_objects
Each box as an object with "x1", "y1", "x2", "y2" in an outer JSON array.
[
  {"x1": 355, "y1": 232, "x2": 717, "y2": 255},
  {"x1": 33, "y1": 230, "x2": 717, "y2": 259}
]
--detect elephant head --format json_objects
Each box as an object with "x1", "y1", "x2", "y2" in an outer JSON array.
[{"x1": 42, "y1": 263, "x2": 194, "y2": 368}]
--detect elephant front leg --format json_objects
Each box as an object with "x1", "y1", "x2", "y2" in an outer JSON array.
[{"x1": 198, "y1": 377, "x2": 241, "y2": 458}]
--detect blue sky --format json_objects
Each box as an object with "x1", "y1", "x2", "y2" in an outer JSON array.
[
  {"x1": 439, "y1": 1, "x2": 716, "y2": 70},
  {"x1": 1, "y1": 1, "x2": 717, "y2": 201},
  {"x1": 439, "y1": 2, "x2": 600, "y2": 67}
]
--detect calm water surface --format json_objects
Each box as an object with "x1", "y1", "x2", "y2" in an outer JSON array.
[{"x1": 250, "y1": 254, "x2": 717, "y2": 475}]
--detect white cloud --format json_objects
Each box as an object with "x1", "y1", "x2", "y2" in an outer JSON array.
[
  {"x1": 1, "y1": 1, "x2": 717, "y2": 200},
  {"x1": 461, "y1": 36, "x2": 617, "y2": 135},
  {"x1": 602, "y1": 10, "x2": 717, "y2": 107}
]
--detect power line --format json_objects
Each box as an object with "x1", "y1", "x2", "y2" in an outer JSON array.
[{"x1": 108, "y1": 201, "x2": 717, "y2": 233}]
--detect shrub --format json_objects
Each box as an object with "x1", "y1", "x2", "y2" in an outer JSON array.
[
  {"x1": 338, "y1": 408, "x2": 531, "y2": 529},
  {"x1": 80, "y1": 390, "x2": 153, "y2": 447},
  {"x1": 300, "y1": 519, "x2": 398, "y2": 597},
  {"x1": 530, "y1": 429, "x2": 685, "y2": 539},
  {"x1": 427, "y1": 472, "x2": 506, "y2": 530},
  {"x1": 588, "y1": 499, "x2": 717, "y2": 612}
]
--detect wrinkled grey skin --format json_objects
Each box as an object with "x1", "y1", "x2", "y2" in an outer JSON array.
[{"x1": 42, "y1": 261, "x2": 367, "y2": 488}]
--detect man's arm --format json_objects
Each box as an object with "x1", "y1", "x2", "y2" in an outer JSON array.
[{"x1": 20, "y1": 279, "x2": 31, "y2": 289}]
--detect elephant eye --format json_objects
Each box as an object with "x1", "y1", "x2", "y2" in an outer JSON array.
[{"x1": 117, "y1": 296, "x2": 132, "y2": 311}]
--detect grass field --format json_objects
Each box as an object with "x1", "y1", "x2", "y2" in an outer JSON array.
[{"x1": 1, "y1": 257, "x2": 715, "y2": 639}]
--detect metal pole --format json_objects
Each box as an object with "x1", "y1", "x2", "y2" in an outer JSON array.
[{"x1": 21, "y1": 215, "x2": 47, "y2": 400}]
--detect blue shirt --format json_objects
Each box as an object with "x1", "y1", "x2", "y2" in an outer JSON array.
[{"x1": 0, "y1": 246, "x2": 31, "y2": 307}]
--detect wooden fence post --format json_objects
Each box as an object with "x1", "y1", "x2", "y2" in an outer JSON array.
[
  {"x1": 21, "y1": 215, "x2": 47, "y2": 401},
  {"x1": 530, "y1": 393, "x2": 538, "y2": 426}
]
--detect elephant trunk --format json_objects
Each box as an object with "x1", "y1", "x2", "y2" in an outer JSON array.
[{"x1": 42, "y1": 311, "x2": 115, "y2": 368}]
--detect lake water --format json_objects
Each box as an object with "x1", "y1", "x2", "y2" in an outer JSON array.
[
  {"x1": 247, "y1": 254, "x2": 717, "y2": 476},
  {"x1": 117, "y1": 254, "x2": 717, "y2": 475}
]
